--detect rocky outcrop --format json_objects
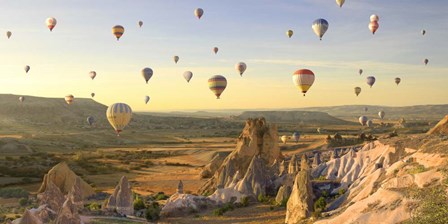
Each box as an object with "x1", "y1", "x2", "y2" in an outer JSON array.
[
  {"x1": 200, "y1": 152, "x2": 228, "y2": 179},
  {"x1": 275, "y1": 174, "x2": 294, "y2": 205},
  {"x1": 427, "y1": 115, "x2": 448, "y2": 135},
  {"x1": 13, "y1": 209, "x2": 42, "y2": 224},
  {"x1": 37, "y1": 162, "x2": 94, "y2": 198},
  {"x1": 285, "y1": 157, "x2": 314, "y2": 224},
  {"x1": 312, "y1": 152, "x2": 322, "y2": 168},
  {"x1": 160, "y1": 193, "x2": 216, "y2": 217},
  {"x1": 234, "y1": 155, "x2": 271, "y2": 198},
  {"x1": 104, "y1": 176, "x2": 133, "y2": 216},
  {"x1": 288, "y1": 154, "x2": 299, "y2": 174},
  {"x1": 198, "y1": 118, "x2": 282, "y2": 195},
  {"x1": 55, "y1": 198, "x2": 82, "y2": 224},
  {"x1": 68, "y1": 177, "x2": 83, "y2": 209},
  {"x1": 37, "y1": 180, "x2": 65, "y2": 213},
  {"x1": 177, "y1": 180, "x2": 183, "y2": 194}
]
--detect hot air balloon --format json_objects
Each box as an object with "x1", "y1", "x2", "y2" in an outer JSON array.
[
  {"x1": 89, "y1": 71, "x2": 96, "y2": 80},
  {"x1": 106, "y1": 103, "x2": 132, "y2": 136},
  {"x1": 174, "y1": 56, "x2": 179, "y2": 64},
  {"x1": 367, "y1": 120, "x2": 373, "y2": 128},
  {"x1": 194, "y1": 8, "x2": 204, "y2": 19},
  {"x1": 145, "y1": 96, "x2": 150, "y2": 104},
  {"x1": 367, "y1": 76, "x2": 376, "y2": 88},
  {"x1": 292, "y1": 131, "x2": 301, "y2": 143},
  {"x1": 235, "y1": 62, "x2": 247, "y2": 76},
  {"x1": 6, "y1": 31, "x2": 12, "y2": 39},
  {"x1": 138, "y1": 21, "x2": 143, "y2": 28},
  {"x1": 46, "y1": 17, "x2": 57, "y2": 31},
  {"x1": 142, "y1": 68, "x2": 153, "y2": 83},
  {"x1": 65, "y1": 95, "x2": 74, "y2": 105},
  {"x1": 208, "y1": 75, "x2": 227, "y2": 99},
  {"x1": 312, "y1": 18, "x2": 329, "y2": 40},
  {"x1": 87, "y1": 116, "x2": 95, "y2": 126},
  {"x1": 281, "y1": 135, "x2": 288, "y2": 144},
  {"x1": 359, "y1": 69, "x2": 363, "y2": 75},
  {"x1": 395, "y1": 77, "x2": 401, "y2": 85},
  {"x1": 213, "y1": 47, "x2": 219, "y2": 54},
  {"x1": 91, "y1": 93, "x2": 95, "y2": 98},
  {"x1": 424, "y1": 59, "x2": 429, "y2": 65},
  {"x1": 336, "y1": 0, "x2": 345, "y2": 8},
  {"x1": 183, "y1": 71, "x2": 193, "y2": 83},
  {"x1": 355, "y1": 87, "x2": 361, "y2": 96},
  {"x1": 378, "y1": 111, "x2": 385, "y2": 119},
  {"x1": 364, "y1": 107, "x2": 368, "y2": 112},
  {"x1": 286, "y1": 30, "x2": 293, "y2": 38},
  {"x1": 359, "y1": 116, "x2": 368, "y2": 126},
  {"x1": 293, "y1": 69, "x2": 315, "y2": 96},
  {"x1": 19, "y1": 96, "x2": 25, "y2": 103},
  {"x1": 369, "y1": 21, "x2": 379, "y2": 34},
  {"x1": 421, "y1": 29, "x2": 426, "y2": 36},
  {"x1": 317, "y1": 128, "x2": 321, "y2": 134},
  {"x1": 112, "y1": 25, "x2": 124, "y2": 40},
  {"x1": 24, "y1": 65, "x2": 30, "y2": 73},
  {"x1": 370, "y1": 14, "x2": 379, "y2": 22}
]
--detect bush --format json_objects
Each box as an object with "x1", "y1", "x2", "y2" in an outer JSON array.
[
  {"x1": 241, "y1": 196, "x2": 250, "y2": 207},
  {"x1": 405, "y1": 185, "x2": 448, "y2": 224},
  {"x1": 18, "y1": 198, "x2": 28, "y2": 207},
  {"x1": 88, "y1": 203, "x2": 100, "y2": 211},
  {"x1": 145, "y1": 203, "x2": 161, "y2": 221},
  {"x1": 338, "y1": 188, "x2": 346, "y2": 196},
  {"x1": 213, "y1": 208, "x2": 224, "y2": 216},
  {"x1": 314, "y1": 196, "x2": 327, "y2": 211},
  {"x1": 0, "y1": 188, "x2": 29, "y2": 198},
  {"x1": 212, "y1": 202, "x2": 234, "y2": 216},
  {"x1": 155, "y1": 193, "x2": 169, "y2": 201},
  {"x1": 257, "y1": 194, "x2": 270, "y2": 203},
  {"x1": 134, "y1": 197, "x2": 146, "y2": 210},
  {"x1": 279, "y1": 197, "x2": 289, "y2": 207}
]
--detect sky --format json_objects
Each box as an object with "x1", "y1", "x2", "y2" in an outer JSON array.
[{"x1": 0, "y1": 0, "x2": 447, "y2": 112}]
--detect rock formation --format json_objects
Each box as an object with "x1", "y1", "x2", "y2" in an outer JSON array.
[
  {"x1": 104, "y1": 176, "x2": 134, "y2": 216},
  {"x1": 68, "y1": 177, "x2": 83, "y2": 209},
  {"x1": 13, "y1": 209, "x2": 42, "y2": 224},
  {"x1": 279, "y1": 160, "x2": 288, "y2": 176},
  {"x1": 161, "y1": 193, "x2": 216, "y2": 217},
  {"x1": 37, "y1": 180, "x2": 65, "y2": 213},
  {"x1": 198, "y1": 118, "x2": 282, "y2": 195},
  {"x1": 177, "y1": 180, "x2": 183, "y2": 194},
  {"x1": 200, "y1": 152, "x2": 228, "y2": 179},
  {"x1": 234, "y1": 155, "x2": 271, "y2": 197},
  {"x1": 37, "y1": 162, "x2": 95, "y2": 198},
  {"x1": 427, "y1": 115, "x2": 448, "y2": 135},
  {"x1": 288, "y1": 154, "x2": 299, "y2": 174},
  {"x1": 275, "y1": 174, "x2": 294, "y2": 205},
  {"x1": 55, "y1": 198, "x2": 82, "y2": 224},
  {"x1": 312, "y1": 152, "x2": 322, "y2": 168}
]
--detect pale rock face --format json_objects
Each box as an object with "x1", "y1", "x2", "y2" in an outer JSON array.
[
  {"x1": 200, "y1": 152, "x2": 227, "y2": 179},
  {"x1": 198, "y1": 118, "x2": 282, "y2": 195},
  {"x1": 105, "y1": 176, "x2": 134, "y2": 216},
  {"x1": 12, "y1": 209, "x2": 43, "y2": 224},
  {"x1": 160, "y1": 193, "x2": 216, "y2": 217},
  {"x1": 288, "y1": 154, "x2": 300, "y2": 174},
  {"x1": 69, "y1": 177, "x2": 83, "y2": 209},
  {"x1": 37, "y1": 162, "x2": 95, "y2": 198},
  {"x1": 275, "y1": 174, "x2": 294, "y2": 205},
  {"x1": 37, "y1": 180, "x2": 65, "y2": 213},
  {"x1": 312, "y1": 152, "x2": 322, "y2": 168},
  {"x1": 177, "y1": 180, "x2": 184, "y2": 194},
  {"x1": 285, "y1": 168, "x2": 314, "y2": 224},
  {"x1": 55, "y1": 198, "x2": 82, "y2": 224},
  {"x1": 427, "y1": 115, "x2": 448, "y2": 135}
]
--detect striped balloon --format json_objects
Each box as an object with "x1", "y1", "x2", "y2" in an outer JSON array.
[
  {"x1": 106, "y1": 103, "x2": 132, "y2": 136},
  {"x1": 208, "y1": 75, "x2": 227, "y2": 99},
  {"x1": 312, "y1": 19, "x2": 329, "y2": 40},
  {"x1": 293, "y1": 69, "x2": 315, "y2": 96},
  {"x1": 46, "y1": 17, "x2": 57, "y2": 31},
  {"x1": 65, "y1": 95, "x2": 74, "y2": 105},
  {"x1": 366, "y1": 76, "x2": 376, "y2": 88},
  {"x1": 112, "y1": 25, "x2": 125, "y2": 40}
]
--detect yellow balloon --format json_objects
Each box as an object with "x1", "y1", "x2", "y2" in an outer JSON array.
[{"x1": 106, "y1": 103, "x2": 133, "y2": 136}]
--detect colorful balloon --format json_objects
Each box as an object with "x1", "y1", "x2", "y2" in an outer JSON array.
[
  {"x1": 281, "y1": 135, "x2": 288, "y2": 144},
  {"x1": 369, "y1": 21, "x2": 379, "y2": 34},
  {"x1": 286, "y1": 30, "x2": 293, "y2": 38},
  {"x1": 65, "y1": 95, "x2": 74, "y2": 105},
  {"x1": 378, "y1": 111, "x2": 385, "y2": 119},
  {"x1": 355, "y1": 87, "x2": 361, "y2": 96},
  {"x1": 145, "y1": 96, "x2": 150, "y2": 104},
  {"x1": 106, "y1": 103, "x2": 132, "y2": 136},
  {"x1": 424, "y1": 59, "x2": 429, "y2": 65},
  {"x1": 312, "y1": 18, "x2": 329, "y2": 40},
  {"x1": 292, "y1": 131, "x2": 300, "y2": 143},
  {"x1": 336, "y1": 0, "x2": 345, "y2": 7},
  {"x1": 235, "y1": 62, "x2": 247, "y2": 76},
  {"x1": 138, "y1": 21, "x2": 143, "y2": 28},
  {"x1": 359, "y1": 116, "x2": 368, "y2": 126},
  {"x1": 91, "y1": 93, "x2": 95, "y2": 98},
  {"x1": 183, "y1": 71, "x2": 193, "y2": 83},
  {"x1": 142, "y1": 68, "x2": 153, "y2": 83},
  {"x1": 19, "y1": 96, "x2": 25, "y2": 103},
  {"x1": 112, "y1": 25, "x2": 124, "y2": 40},
  {"x1": 194, "y1": 8, "x2": 204, "y2": 19},
  {"x1": 24, "y1": 65, "x2": 30, "y2": 73},
  {"x1": 6, "y1": 31, "x2": 12, "y2": 39},
  {"x1": 359, "y1": 69, "x2": 363, "y2": 75},
  {"x1": 46, "y1": 17, "x2": 57, "y2": 31},
  {"x1": 395, "y1": 77, "x2": 401, "y2": 85},
  {"x1": 87, "y1": 116, "x2": 95, "y2": 126},
  {"x1": 366, "y1": 76, "x2": 376, "y2": 88},
  {"x1": 208, "y1": 75, "x2": 227, "y2": 99},
  {"x1": 293, "y1": 69, "x2": 315, "y2": 96},
  {"x1": 174, "y1": 56, "x2": 179, "y2": 64},
  {"x1": 213, "y1": 47, "x2": 219, "y2": 54},
  {"x1": 367, "y1": 120, "x2": 373, "y2": 128},
  {"x1": 89, "y1": 71, "x2": 96, "y2": 80},
  {"x1": 370, "y1": 14, "x2": 379, "y2": 22}
]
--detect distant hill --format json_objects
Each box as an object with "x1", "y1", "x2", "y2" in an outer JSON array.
[{"x1": 236, "y1": 111, "x2": 354, "y2": 126}]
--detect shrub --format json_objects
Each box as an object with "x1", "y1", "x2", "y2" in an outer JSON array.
[
  {"x1": 88, "y1": 203, "x2": 100, "y2": 211},
  {"x1": 18, "y1": 198, "x2": 28, "y2": 207},
  {"x1": 338, "y1": 188, "x2": 346, "y2": 196},
  {"x1": 314, "y1": 196, "x2": 327, "y2": 211},
  {"x1": 0, "y1": 188, "x2": 29, "y2": 198},
  {"x1": 133, "y1": 197, "x2": 146, "y2": 210},
  {"x1": 322, "y1": 190, "x2": 329, "y2": 198},
  {"x1": 241, "y1": 196, "x2": 250, "y2": 207},
  {"x1": 145, "y1": 203, "x2": 161, "y2": 221},
  {"x1": 405, "y1": 185, "x2": 448, "y2": 224},
  {"x1": 280, "y1": 197, "x2": 289, "y2": 207},
  {"x1": 257, "y1": 194, "x2": 270, "y2": 203},
  {"x1": 213, "y1": 208, "x2": 224, "y2": 216},
  {"x1": 155, "y1": 193, "x2": 169, "y2": 200}
]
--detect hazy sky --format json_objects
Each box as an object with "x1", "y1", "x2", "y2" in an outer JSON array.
[{"x1": 0, "y1": 0, "x2": 447, "y2": 111}]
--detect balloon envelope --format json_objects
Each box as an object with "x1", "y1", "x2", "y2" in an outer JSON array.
[
  {"x1": 292, "y1": 131, "x2": 300, "y2": 143},
  {"x1": 367, "y1": 120, "x2": 373, "y2": 128},
  {"x1": 91, "y1": 93, "x2": 95, "y2": 98},
  {"x1": 87, "y1": 116, "x2": 95, "y2": 126},
  {"x1": 359, "y1": 69, "x2": 363, "y2": 75},
  {"x1": 145, "y1": 96, "x2": 150, "y2": 104},
  {"x1": 369, "y1": 21, "x2": 379, "y2": 34},
  {"x1": 112, "y1": 25, "x2": 124, "y2": 40},
  {"x1": 366, "y1": 76, "x2": 376, "y2": 88},
  {"x1": 89, "y1": 71, "x2": 96, "y2": 80},
  {"x1": 378, "y1": 111, "x2": 385, "y2": 119},
  {"x1": 24, "y1": 65, "x2": 30, "y2": 73},
  {"x1": 235, "y1": 62, "x2": 247, "y2": 76},
  {"x1": 293, "y1": 69, "x2": 315, "y2": 96},
  {"x1": 424, "y1": 59, "x2": 429, "y2": 65},
  {"x1": 106, "y1": 103, "x2": 132, "y2": 135},
  {"x1": 142, "y1": 68, "x2": 153, "y2": 83},
  {"x1": 19, "y1": 96, "x2": 25, "y2": 102},
  {"x1": 312, "y1": 18, "x2": 329, "y2": 40},
  {"x1": 213, "y1": 47, "x2": 219, "y2": 54},
  {"x1": 370, "y1": 14, "x2": 379, "y2": 22},
  {"x1": 355, "y1": 87, "x2": 361, "y2": 96},
  {"x1": 174, "y1": 56, "x2": 179, "y2": 64},
  {"x1": 421, "y1": 30, "x2": 426, "y2": 35},
  {"x1": 138, "y1": 21, "x2": 143, "y2": 27},
  {"x1": 281, "y1": 135, "x2": 288, "y2": 144},
  {"x1": 286, "y1": 30, "x2": 293, "y2": 38},
  {"x1": 359, "y1": 116, "x2": 368, "y2": 126},
  {"x1": 336, "y1": 0, "x2": 345, "y2": 7},
  {"x1": 395, "y1": 77, "x2": 401, "y2": 85},
  {"x1": 194, "y1": 8, "x2": 204, "y2": 19},
  {"x1": 208, "y1": 75, "x2": 227, "y2": 99},
  {"x1": 46, "y1": 17, "x2": 57, "y2": 31},
  {"x1": 183, "y1": 71, "x2": 193, "y2": 83},
  {"x1": 65, "y1": 95, "x2": 74, "y2": 105},
  {"x1": 6, "y1": 31, "x2": 12, "y2": 39}
]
